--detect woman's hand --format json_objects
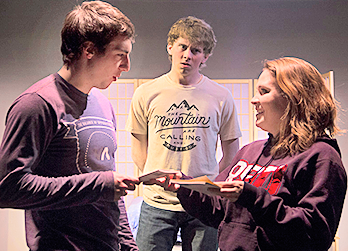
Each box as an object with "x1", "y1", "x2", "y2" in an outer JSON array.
[{"x1": 208, "y1": 180, "x2": 244, "y2": 202}]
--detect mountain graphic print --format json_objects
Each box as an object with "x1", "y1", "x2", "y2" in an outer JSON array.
[{"x1": 154, "y1": 100, "x2": 210, "y2": 152}]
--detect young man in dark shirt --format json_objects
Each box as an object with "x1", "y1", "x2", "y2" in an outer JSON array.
[{"x1": 0, "y1": 1, "x2": 139, "y2": 250}]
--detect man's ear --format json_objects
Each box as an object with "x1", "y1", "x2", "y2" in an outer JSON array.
[
  {"x1": 167, "y1": 43, "x2": 173, "y2": 56},
  {"x1": 202, "y1": 54, "x2": 210, "y2": 64},
  {"x1": 82, "y1": 41, "x2": 96, "y2": 59}
]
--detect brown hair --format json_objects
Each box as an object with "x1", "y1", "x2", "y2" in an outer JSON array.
[
  {"x1": 61, "y1": 1, "x2": 135, "y2": 66},
  {"x1": 264, "y1": 57, "x2": 339, "y2": 158}
]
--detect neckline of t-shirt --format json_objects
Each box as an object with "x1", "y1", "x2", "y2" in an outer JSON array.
[
  {"x1": 54, "y1": 72, "x2": 88, "y2": 98},
  {"x1": 164, "y1": 74, "x2": 205, "y2": 89}
]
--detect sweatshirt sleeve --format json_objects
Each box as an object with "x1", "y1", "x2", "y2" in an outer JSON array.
[
  {"x1": 237, "y1": 157, "x2": 347, "y2": 250},
  {"x1": 0, "y1": 94, "x2": 115, "y2": 210},
  {"x1": 177, "y1": 187, "x2": 226, "y2": 229}
]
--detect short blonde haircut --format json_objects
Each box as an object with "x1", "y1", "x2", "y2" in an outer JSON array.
[{"x1": 167, "y1": 16, "x2": 216, "y2": 59}]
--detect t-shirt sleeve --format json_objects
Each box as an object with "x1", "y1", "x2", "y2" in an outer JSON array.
[
  {"x1": 219, "y1": 91, "x2": 242, "y2": 141},
  {"x1": 125, "y1": 86, "x2": 148, "y2": 135}
]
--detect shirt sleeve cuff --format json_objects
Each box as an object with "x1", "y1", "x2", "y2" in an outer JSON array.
[
  {"x1": 100, "y1": 171, "x2": 116, "y2": 201},
  {"x1": 236, "y1": 182, "x2": 258, "y2": 209}
]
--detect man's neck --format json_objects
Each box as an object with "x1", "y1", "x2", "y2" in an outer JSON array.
[
  {"x1": 167, "y1": 70, "x2": 203, "y2": 87},
  {"x1": 57, "y1": 65, "x2": 92, "y2": 94}
]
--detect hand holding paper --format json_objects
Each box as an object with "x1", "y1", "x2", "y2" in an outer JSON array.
[
  {"x1": 113, "y1": 172, "x2": 140, "y2": 201},
  {"x1": 138, "y1": 171, "x2": 243, "y2": 200},
  {"x1": 171, "y1": 175, "x2": 221, "y2": 195},
  {"x1": 208, "y1": 180, "x2": 244, "y2": 202},
  {"x1": 138, "y1": 169, "x2": 182, "y2": 190},
  {"x1": 171, "y1": 176, "x2": 244, "y2": 201}
]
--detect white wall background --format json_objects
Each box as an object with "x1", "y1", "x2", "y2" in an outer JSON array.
[{"x1": 1, "y1": 0, "x2": 347, "y2": 250}]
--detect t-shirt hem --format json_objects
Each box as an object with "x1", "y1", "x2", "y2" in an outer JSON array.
[{"x1": 143, "y1": 196, "x2": 185, "y2": 212}]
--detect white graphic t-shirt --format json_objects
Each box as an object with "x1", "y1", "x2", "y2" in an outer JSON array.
[{"x1": 126, "y1": 74, "x2": 241, "y2": 211}]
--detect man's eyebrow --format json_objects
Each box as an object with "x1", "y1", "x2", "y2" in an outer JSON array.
[
  {"x1": 114, "y1": 45, "x2": 131, "y2": 54},
  {"x1": 118, "y1": 49, "x2": 130, "y2": 55}
]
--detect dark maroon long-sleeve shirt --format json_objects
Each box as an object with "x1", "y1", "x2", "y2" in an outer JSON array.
[{"x1": 0, "y1": 73, "x2": 137, "y2": 251}]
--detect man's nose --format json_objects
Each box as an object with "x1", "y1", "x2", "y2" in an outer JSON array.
[
  {"x1": 120, "y1": 55, "x2": 130, "y2": 72},
  {"x1": 183, "y1": 48, "x2": 193, "y2": 59}
]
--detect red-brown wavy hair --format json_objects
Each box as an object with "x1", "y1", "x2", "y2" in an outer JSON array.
[{"x1": 264, "y1": 57, "x2": 339, "y2": 158}]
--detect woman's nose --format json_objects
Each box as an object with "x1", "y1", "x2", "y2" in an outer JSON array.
[{"x1": 250, "y1": 95, "x2": 259, "y2": 105}]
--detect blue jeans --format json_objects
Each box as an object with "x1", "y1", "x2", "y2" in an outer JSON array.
[{"x1": 136, "y1": 201, "x2": 218, "y2": 251}]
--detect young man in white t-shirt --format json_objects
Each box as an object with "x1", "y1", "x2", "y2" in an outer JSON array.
[{"x1": 126, "y1": 16, "x2": 242, "y2": 251}]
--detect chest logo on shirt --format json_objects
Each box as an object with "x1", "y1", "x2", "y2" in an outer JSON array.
[
  {"x1": 226, "y1": 159, "x2": 288, "y2": 195},
  {"x1": 101, "y1": 147, "x2": 111, "y2": 161},
  {"x1": 154, "y1": 100, "x2": 210, "y2": 152},
  {"x1": 63, "y1": 117, "x2": 116, "y2": 172}
]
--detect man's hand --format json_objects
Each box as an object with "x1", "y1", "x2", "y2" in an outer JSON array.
[
  {"x1": 142, "y1": 170, "x2": 182, "y2": 191},
  {"x1": 113, "y1": 173, "x2": 140, "y2": 201},
  {"x1": 208, "y1": 181, "x2": 244, "y2": 202}
]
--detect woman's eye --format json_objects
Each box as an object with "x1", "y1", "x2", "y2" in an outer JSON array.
[{"x1": 260, "y1": 88, "x2": 270, "y2": 95}]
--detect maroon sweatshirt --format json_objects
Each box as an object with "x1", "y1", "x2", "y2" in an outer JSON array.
[{"x1": 178, "y1": 136, "x2": 347, "y2": 251}]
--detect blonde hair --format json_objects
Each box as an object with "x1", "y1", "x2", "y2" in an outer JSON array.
[
  {"x1": 264, "y1": 57, "x2": 339, "y2": 158},
  {"x1": 167, "y1": 16, "x2": 216, "y2": 61}
]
